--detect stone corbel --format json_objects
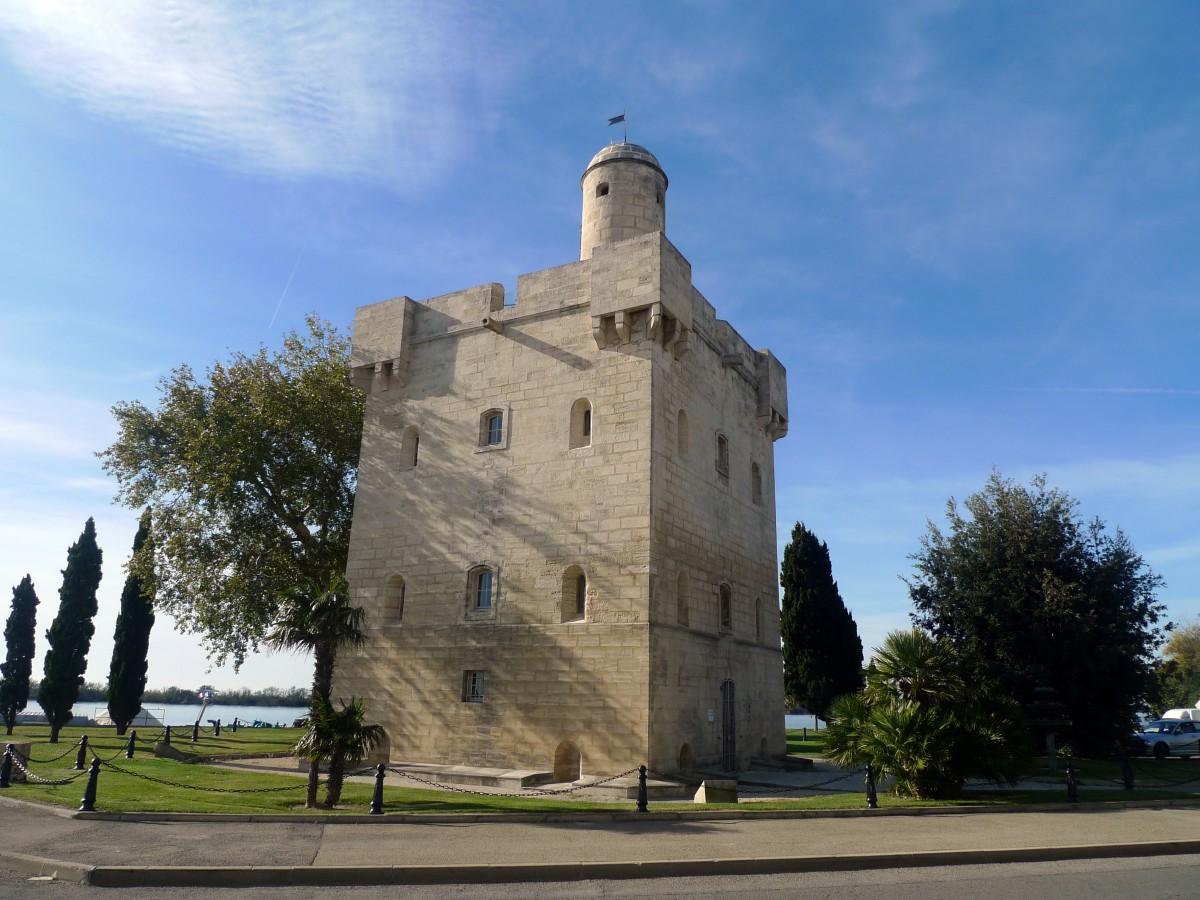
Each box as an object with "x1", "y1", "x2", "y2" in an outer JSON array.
[
  {"x1": 390, "y1": 358, "x2": 407, "y2": 388},
  {"x1": 614, "y1": 310, "x2": 632, "y2": 343},
  {"x1": 663, "y1": 316, "x2": 679, "y2": 353},
  {"x1": 671, "y1": 325, "x2": 690, "y2": 359},
  {"x1": 372, "y1": 362, "x2": 390, "y2": 392},
  {"x1": 758, "y1": 410, "x2": 788, "y2": 441},
  {"x1": 647, "y1": 302, "x2": 663, "y2": 341},
  {"x1": 592, "y1": 316, "x2": 608, "y2": 349}
]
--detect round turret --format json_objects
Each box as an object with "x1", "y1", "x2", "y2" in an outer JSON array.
[{"x1": 580, "y1": 142, "x2": 668, "y2": 260}]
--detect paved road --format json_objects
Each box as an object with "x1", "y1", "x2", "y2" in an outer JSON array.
[
  {"x1": 5, "y1": 855, "x2": 1200, "y2": 899},
  {"x1": 5, "y1": 804, "x2": 1200, "y2": 869}
]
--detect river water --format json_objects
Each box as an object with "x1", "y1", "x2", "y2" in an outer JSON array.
[
  {"x1": 23, "y1": 703, "x2": 819, "y2": 731},
  {"x1": 784, "y1": 714, "x2": 825, "y2": 731},
  {"x1": 21, "y1": 700, "x2": 310, "y2": 728}
]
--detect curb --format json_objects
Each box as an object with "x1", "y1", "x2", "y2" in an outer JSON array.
[
  {"x1": 0, "y1": 850, "x2": 92, "y2": 885},
  {"x1": 62, "y1": 840, "x2": 1200, "y2": 887},
  {"x1": 67, "y1": 795, "x2": 1200, "y2": 824}
]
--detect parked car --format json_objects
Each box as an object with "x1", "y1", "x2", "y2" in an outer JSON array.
[{"x1": 1132, "y1": 719, "x2": 1200, "y2": 759}]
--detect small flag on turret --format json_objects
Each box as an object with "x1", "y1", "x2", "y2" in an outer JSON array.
[{"x1": 608, "y1": 113, "x2": 625, "y2": 125}]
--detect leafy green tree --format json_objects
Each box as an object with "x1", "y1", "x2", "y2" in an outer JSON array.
[
  {"x1": 267, "y1": 575, "x2": 367, "y2": 807},
  {"x1": 1, "y1": 575, "x2": 40, "y2": 735},
  {"x1": 1155, "y1": 620, "x2": 1200, "y2": 712},
  {"x1": 824, "y1": 630, "x2": 1028, "y2": 798},
  {"x1": 99, "y1": 316, "x2": 364, "y2": 669},
  {"x1": 294, "y1": 694, "x2": 386, "y2": 807},
  {"x1": 39, "y1": 518, "x2": 103, "y2": 743},
  {"x1": 780, "y1": 523, "x2": 863, "y2": 717},
  {"x1": 907, "y1": 472, "x2": 1166, "y2": 756},
  {"x1": 106, "y1": 510, "x2": 156, "y2": 735}
]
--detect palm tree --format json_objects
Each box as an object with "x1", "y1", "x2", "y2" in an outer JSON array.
[
  {"x1": 824, "y1": 630, "x2": 1028, "y2": 799},
  {"x1": 295, "y1": 694, "x2": 386, "y2": 807},
  {"x1": 267, "y1": 574, "x2": 367, "y2": 807}
]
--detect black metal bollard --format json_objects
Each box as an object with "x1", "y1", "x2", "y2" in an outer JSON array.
[
  {"x1": 126, "y1": 731, "x2": 137, "y2": 759},
  {"x1": 232, "y1": 718, "x2": 238, "y2": 733},
  {"x1": 191, "y1": 722, "x2": 199, "y2": 743},
  {"x1": 79, "y1": 758, "x2": 101, "y2": 812},
  {"x1": 1, "y1": 745, "x2": 13, "y2": 788},
  {"x1": 1065, "y1": 763, "x2": 1079, "y2": 803},
  {"x1": 636, "y1": 765, "x2": 649, "y2": 813},
  {"x1": 164, "y1": 725, "x2": 171, "y2": 746},
  {"x1": 214, "y1": 720, "x2": 221, "y2": 737},
  {"x1": 803, "y1": 727, "x2": 808, "y2": 741},
  {"x1": 1122, "y1": 754, "x2": 1135, "y2": 791},
  {"x1": 369, "y1": 764, "x2": 386, "y2": 815},
  {"x1": 865, "y1": 764, "x2": 879, "y2": 809},
  {"x1": 75, "y1": 734, "x2": 89, "y2": 770}
]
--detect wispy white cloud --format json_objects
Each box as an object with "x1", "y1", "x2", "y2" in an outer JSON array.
[
  {"x1": 1045, "y1": 454, "x2": 1200, "y2": 502},
  {"x1": 1019, "y1": 387, "x2": 1200, "y2": 395},
  {"x1": 1150, "y1": 538, "x2": 1200, "y2": 567},
  {"x1": 58, "y1": 476, "x2": 116, "y2": 493},
  {"x1": 0, "y1": 394, "x2": 114, "y2": 461},
  {"x1": 0, "y1": 0, "x2": 508, "y2": 189}
]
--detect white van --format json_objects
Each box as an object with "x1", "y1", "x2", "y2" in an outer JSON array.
[{"x1": 1161, "y1": 708, "x2": 1200, "y2": 721}]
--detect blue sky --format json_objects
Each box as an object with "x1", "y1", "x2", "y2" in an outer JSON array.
[{"x1": 1, "y1": 1, "x2": 1197, "y2": 693}]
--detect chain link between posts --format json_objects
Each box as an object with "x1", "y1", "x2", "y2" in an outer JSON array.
[
  {"x1": 732, "y1": 767, "x2": 867, "y2": 795},
  {"x1": 644, "y1": 765, "x2": 867, "y2": 796},
  {"x1": 381, "y1": 765, "x2": 640, "y2": 797},
  {"x1": 8, "y1": 751, "x2": 91, "y2": 786},
  {"x1": 23, "y1": 741, "x2": 80, "y2": 765},
  {"x1": 96, "y1": 758, "x2": 308, "y2": 793}
]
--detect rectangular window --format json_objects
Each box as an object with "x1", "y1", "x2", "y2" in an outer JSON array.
[
  {"x1": 462, "y1": 670, "x2": 485, "y2": 702},
  {"x1": 487, "y1": 413, "x2": 504, "y2": 445},
  {"x1": 582, "y1": 409, "x2": 591, "y2": 439},
  {"x1": 475, "y1": 569, "x2": 493, "y2": 609},
  {"x1": 716, "y1": 435, "x2": 729, "y2": 477}
]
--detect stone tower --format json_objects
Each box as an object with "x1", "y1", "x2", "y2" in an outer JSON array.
[
  {"x1": 579, "y1": 142, "x2": 667, "y2": 260},
  {"x1": 337, "y1": 141, "x2": 789, "y2": 778}
]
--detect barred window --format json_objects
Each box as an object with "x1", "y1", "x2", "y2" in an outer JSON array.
[{"x1": 462, "y1": 670, "x2": 485, "y2": 703}]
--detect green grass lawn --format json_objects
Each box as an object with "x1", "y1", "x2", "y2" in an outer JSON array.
[
  {"x1": 4, "y1": 726, "x2": 1197, "y2": 816},
  {"x1": 7, "y1": 723, "x2": 304, "y2": 760},
  {"x1": 3, "y1": 754, "x2": 632, "y2": 814},
  {"x1": 1018, "y1": 755, "x2": 1200, "y2": 789},
  {"x1": 786, "y1": 727, "x2": 825, "y2": 756}
]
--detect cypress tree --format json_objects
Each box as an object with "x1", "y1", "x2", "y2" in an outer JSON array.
[
  {"x1": 780, "y1": 522, "x2": 864, "y2": 718},
  {"x1": 107, "y1": 511, "x2": 156, "y2": 735},
  {"x1": 39, "y1": 518, "x2": 103, "y2": 742},
  {"x1": 1, "y1": 575, "x2": 40, "y2": 735}
]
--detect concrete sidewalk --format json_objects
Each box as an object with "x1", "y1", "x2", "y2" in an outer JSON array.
[{"x1": 2, "y1": 794, "x2": 1200, "y2": 887}]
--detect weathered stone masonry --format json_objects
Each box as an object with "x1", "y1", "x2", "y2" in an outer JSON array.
[{"x1": 336, "y1": 142, "x2": 788, "y2": 776}]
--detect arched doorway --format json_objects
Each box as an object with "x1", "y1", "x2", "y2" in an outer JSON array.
[
  {"x1": 678, "y1": 743, "x2": 694, "y2": 775},
  {"x1": 553, "y1": 741, "x2": 581, "y2": 782}
]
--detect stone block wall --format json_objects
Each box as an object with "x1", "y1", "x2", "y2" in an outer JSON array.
[{"x1": 338, "y1": 228, "x2": 787, "y2": 777}]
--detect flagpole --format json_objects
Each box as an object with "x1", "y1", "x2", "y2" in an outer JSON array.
[{"x1": 607, "y1": 111, "x2": 628, "y2": 143}]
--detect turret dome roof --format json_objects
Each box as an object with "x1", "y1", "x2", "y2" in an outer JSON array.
[{"x1": 582, "y1": 142, "x2": 667, "y2": 186}]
